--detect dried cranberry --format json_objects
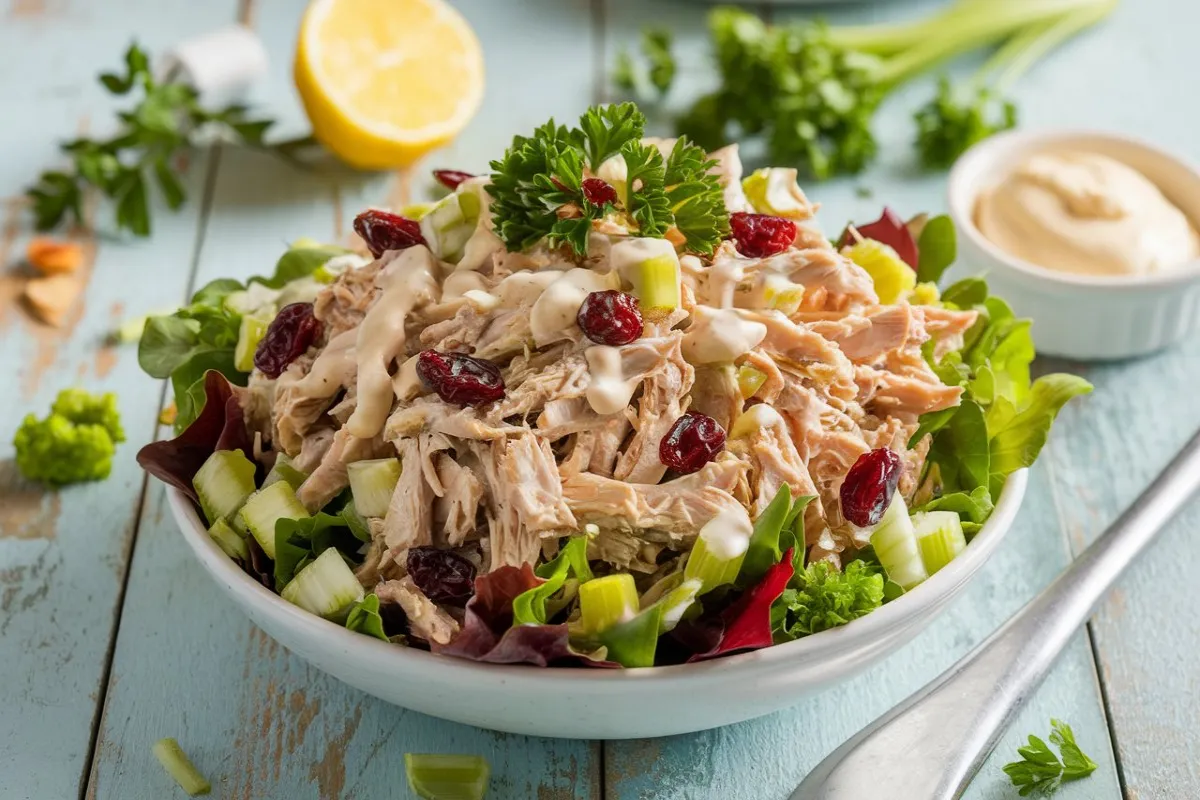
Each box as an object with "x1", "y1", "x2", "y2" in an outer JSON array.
[
  {"x1": 729, "y1": 212, "x2": 797, "y2": 258},
  {"x1": 253, "y1": 302, "x2": 323, "y2": 379},
  {"x1": 433, "y1": 169, "x2": 475, "y2": 190},
  {"x1": 353, "y1": 209, "x2": 425, "y2": 258},
  {"x1": 660, "y1": 411, "x2": 726, "y2": 474},
  {"x1": 581, "y1": 177, "x2": 619, "y2": 207},
  {"x1": 577, "y1": 290, "x2": 642, "y2": 346},
  {"x1": 407, "y1": 546, "x2": 477, "y2": 604},
  {"x1": 417, "y1": 350, "x2": 505, "y2": 406},
  {"x1": 840, "y1": 447, "x2": 903, "y2": 527}
]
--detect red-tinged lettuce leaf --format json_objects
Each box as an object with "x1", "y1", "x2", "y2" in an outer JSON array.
[
  {"x1": 839, "y1": 207, "x2": 919, "y2": 269},
  {"x1": 245, "y1": 534, "x2": 274, "y2": 590},
  {"x1": 688, "y1": 548, "x2": 796, "y2": 663},
  {"x1": 434, "y1": 565, "x2": 617, "y2": 668},
  {"x1": 136, "y1": 370, "x2": 254, "y2": 502}
]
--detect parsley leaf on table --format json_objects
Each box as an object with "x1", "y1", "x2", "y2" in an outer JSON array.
[
  {"x1": 1003, "y1": 719, "x2": 1097, "y2": 796},
  {"x1": 26, "y1": 41, "x2": 279, "y2": 236}
]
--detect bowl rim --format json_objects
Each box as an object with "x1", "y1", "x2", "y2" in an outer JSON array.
[
  {"x1": 171, "y1": 468, "x2": 1027, "y2": 684},
  {"x1": 947, "y1": 127, "x2": 1200, "y2": 290}
]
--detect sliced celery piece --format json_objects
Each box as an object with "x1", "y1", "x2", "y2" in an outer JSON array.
[
  {"x1": 741, "y1": 167, "x2": 810, "y2": 219},
  {"x1": 262, "y1": 452, "x2": 307, "y2": 491},
  {"x1": 684, "y1": 505, "x2": 753, "y2": 593},
  {"x1": 347, "y1": 457, "x2": 402, "y2": 517},
  {"x1": 736, "y1": 364, "x2": 768, "y2": 398},
  {"x1": 152, "y1": 738, "x2": 211, "y2": 796},
  {"x1": 405, "y1": 754, "x2": 490, "y2": 800},
  {"x1": 913, "y1": 510, "x2": 967, "y2": 575},
  {"x1": 192, "y1": 450, "x2": 257, "y2": 526},
  {"x1": 612, "y1": 238, "x2": 681, "y2": 317},
  {"x1": 208, "y1": 517, "x2": 248, "y2": 561},
  {"x1": 239, "y1": 481, "x2": 308, "y2": 560},
  {"x1": 399, "y1": 202, "x2": 435, "y2": 221},
  {"x1": 419, "y1": 193, "x2": 477, "y2": 263},
  {"x1": 656, "y1": 577, "x2": 701, "y2": 634},
  {"x1": 868, "y1": 493, "x2": 929, "y2": 590},
  {"x1": 280, "y1": 547, "x2": 364, "y2": 620},
  {"x1": 578, "y1": 574, "x2": 638, "y2": 635},
  {"x1": 234, "y1": 314, "x2": 270, "y2": 373}
]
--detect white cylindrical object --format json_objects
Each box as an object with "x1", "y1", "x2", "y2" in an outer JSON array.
[{"x1": 159, "y1": 25, "x2": 269, "y2": 106}]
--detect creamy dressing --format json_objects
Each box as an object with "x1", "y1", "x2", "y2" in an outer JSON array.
[
  {"x1": 975, "y1": 150, "x2": 1200, "y2": 276},
  {"x1": 496, "y1": 269, "x2": 563, "y2": 308},
  {"x1": 530, "y1": 268, "x2": 617, "y2": 346},
  {"x1": 584, "y1": 345, "x2": 642, "y2": 415},
  {"x1": 441, "y1": 270, "x2": 490, "y2": 299},
  {"x1": 706, "y1": 247, "x2": 748, "y2": 308},
  {"x1": 346, "y1": 246, "x2": 440, "y2": 438},
  {"x1": 682, "y1": 306, "x2": 767, "y2": 364},
  {"x1": 697, "y1": 504, "x2": 753, "y2": 560},
  {"x1": 291, "y1": 328, "x2": 357, "y2": 400},
  {"x1": 392, "y1": 354, "x2": 423, "y2": 402}
]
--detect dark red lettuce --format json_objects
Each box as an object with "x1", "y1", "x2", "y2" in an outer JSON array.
[
  {"x1": 137, "y1": 370, "x2": 254, "y2": 502},
  {"x1": 688, "y1": 548, "x2": 796, "y2": 662},
  {"x1": 434, "y1": 565, "x2": 616, "y2": 668},
  {"x1": 839, "y1": 207, "x2": 919, "y2": 269}
]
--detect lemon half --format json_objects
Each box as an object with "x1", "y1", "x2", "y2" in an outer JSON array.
[{"x1": 295, "y1": 0, "x2": 484, "y2": 169}]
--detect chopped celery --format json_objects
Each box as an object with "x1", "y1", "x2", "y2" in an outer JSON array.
[
  {"x1": 152, "y1": 738, "x2": 211, "y2": 796},
  {"x1": 868, "y1": 493, "x2": 929, "y2": 589},
  {"x1": 400, "y1": 202, "x2": 435, "y2": 220},
  {"x1": 192, "y1": 450, "x2": 257, "y2": 526},
  {"x1": 281, "y1": 547, "x2": 364, "y2": 620},
  {"x1": 239, "y1": 481, "x2": 309, "y2": 560},
  {"x1": 684, "y1": 505, "x2": 753, "y2": 593},
  {"x1": 275, "y1": 276, "x2": 324, "y2": 307},
  {"x1": 347, "y1": 458, "x2": 402, "y2": 517},
  {"x1": 262, "y1": 453, "x2": 307, "y2": 491},
  {"x1": 405, "y1": 754, "x2": 490, "y2": 800},
  {"x1": 313, "y1": 253, "x2": 372, "y2": 283},
  {"x1": 208, "y1": 517, "x2": 249, "y2": 561},
  {"x1": 223, "y1": 281, "x2": 280, "y2": 317},
  {"x1": 758, "y1": 273, "x2": 806, "y2": 315},
  {"x1": 736, "y1": 364, "x2": 768, "y2": 399},
  {"x1": 843, "y1": 239, "x2": 917, "y2": 304},
  {"x1": 913, "y1": 510, "x2": 967, "y2": 575},
  {"x1": 612, "y1": 238, "x2": 681, "y2": 317},
  {"x1": 741, "y1": 167, "x2": 811, "y2": 219},
  {"x1": 729, "y1": 402, "x2": 783, "y2": 440},
  {"x1": 909, "y1": 281, "x2": 941, "y2": 306},
  {"x1": 578, "y1": 573, "x2": 639, "y2": 635},
  {"x1": 419, "y1": 193, "x2": 478, "y2": 263},
  {"x1": 656, "y1": 577, "x2": 701, "y2": 634},
  {"x1": 233, "y1": 314, "x2": 270, "y2": 373}
]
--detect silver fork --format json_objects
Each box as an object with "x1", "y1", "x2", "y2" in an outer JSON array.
[{"x1": 791, "y1": 430, "x2": 1200, "y2": 799}]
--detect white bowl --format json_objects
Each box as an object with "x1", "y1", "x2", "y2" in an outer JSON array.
[
  {"x1": 948, "y1": 129, "x2": 1200, "y2": 360},
  {"x1": 170, "y1": 470, "x2": 1027, "y2": 739}
]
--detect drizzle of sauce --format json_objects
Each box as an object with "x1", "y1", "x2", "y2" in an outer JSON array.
[
  {"x1": 346, "y1": 247, "x2": 440, "y2": 438},
  {"x1": 584, "y1": 345, "x2": 642, "y2": 415},
  {"x1": 496, "y1": 269, "x2": 563, "y2": 307},
  {"x1": 682, "y1": 306, "x2": 767, "y2": 364},
  {"x1": 392, "y1": 354, "x2": 423, "y2": 402},
  {"x1": 697, "y1": 504, "x2": 753, "y2": 560},
  {"x1": 291, "y1": 328, "x2": 357, "y2": 399},
  {"x1": 706, "y1": 247, "x2": 749, "y2": 308},
  {"x1": 530, "y1": 268, "x2": 616, "y2": 347}
]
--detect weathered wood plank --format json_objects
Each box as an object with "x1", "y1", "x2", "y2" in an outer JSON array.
[
  {"x1": 87, "y1": 1, "x2": 603, "y2": 797},
  {"x1": 0, "y1": 2, "x2": 237, "y2": 798},
  {"x1": 600, "y1": 1, "x2": 1121, "y2": 797}
]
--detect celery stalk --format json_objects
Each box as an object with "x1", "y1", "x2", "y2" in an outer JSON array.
[
  {"x1": 913, "y1": 510, "x2": 967, "y2": 575},
  {"x1": 405, "y1": 754, "x2": 490, "y2": 800},
  {"x1": 868, "y1": 493, "x2": 929, "y2": 590},
  {"x1": 233, "y1": 314, "x2": 269, "y2": 373},
  {"x1": 208, "y1": 517, "x2": 249, "y2": 561},
  {"x1": 684, "y1": 506, "x2": 753, "y2": 593},
  {"x1": 578, "y1": 574, "x2": 639, "y2": 635},
  {"x1": 192, "y1": 450, "x2": 257, "y2": 526},
  {"x1": 239, "y1": 481, "x2": 308, "y2": 560},
  {"x1": 281, "y1": 547, "x2": 364, "y2": 620},
  {"x1": 152, "y1": 738, "x2": 210, "y2": 796},
  {"x1": 262, "y1": 453, "x2": 307, "y2": 491},
  {"x1": 347, "y1": 457, "x2": 402, "y2": 517}
]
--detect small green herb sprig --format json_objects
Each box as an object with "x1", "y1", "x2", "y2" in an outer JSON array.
[
  {"x1": 488, "y1": 102, "x2": 729, "y2": 258},
  {"x1": 1003, "y1": 719, "x2": 1098, "y2": 797},
  {"x1": 27, "y1": 42, "x2": 277, "y2": 237}
]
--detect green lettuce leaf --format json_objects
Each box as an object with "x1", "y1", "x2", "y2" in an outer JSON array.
[
  {"x1": 345, "y1": 593, "x2": 388, "y2": 641},
  {"x1": 512, "y1": 537, "x2": 592, "y2": 625},
  {"x1": 915, "y1": 214, "x2": 956, "y2": 284},
  {"x1": 987, "y1": 374, "x2": 1093, "y2": 495},
  {"x1": 252, "y1": 245, "x2": 349, "y2": 289},
  {"x1": 274, "y1": 511, "x2": 363, "y2": 589},
  {"x1": 927, "y1": 399, "x2": 989, "y2": 493},
  {"x1": 598, "y1": 602, "x2": 666, "y2": 668}
]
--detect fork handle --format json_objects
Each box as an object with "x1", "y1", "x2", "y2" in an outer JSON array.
[{"x1": 792, "y1": 429, "x2": 1200, "y2": 800}]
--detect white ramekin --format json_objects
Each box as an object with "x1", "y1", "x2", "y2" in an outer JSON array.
[{"x1": 947, "y1": 129, "x2": 1200, "y2": 360}]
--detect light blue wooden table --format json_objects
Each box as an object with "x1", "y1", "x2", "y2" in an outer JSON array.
[{"x1": 1, "y1": 0, "x2": 1197, "y2": 798}]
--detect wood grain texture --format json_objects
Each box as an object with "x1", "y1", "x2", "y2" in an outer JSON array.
[
  {"x1": 86, "y1": 1, "x2": 603, "y2": 798},
  {"x1": 0, "y1": 2, "x2": 236, "y2": 798}
]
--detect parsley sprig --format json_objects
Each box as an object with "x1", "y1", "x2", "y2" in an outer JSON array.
[
  {"x1": 488, "y1": 103, "x2": 729, "y2": 258},
  {"x1": 27, "y1": 42, "x2": 278, "y2": 237},
  {"x1": 1003, "y1": 719, "x2": 1098, "y2": 797}
]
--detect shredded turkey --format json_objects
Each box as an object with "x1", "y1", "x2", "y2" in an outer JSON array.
[{"x1": 376, "y1": 577, "x2": 459, "y2": 645}]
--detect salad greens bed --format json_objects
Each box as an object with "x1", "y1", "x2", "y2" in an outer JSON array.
[{"x1": 134, "y1": 103, "x2": 1089, "y2": 669}]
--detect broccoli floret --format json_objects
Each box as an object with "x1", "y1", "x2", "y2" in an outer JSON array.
[{"x1": 12, "y1": 388, "x2": 123, "y2": 485}]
